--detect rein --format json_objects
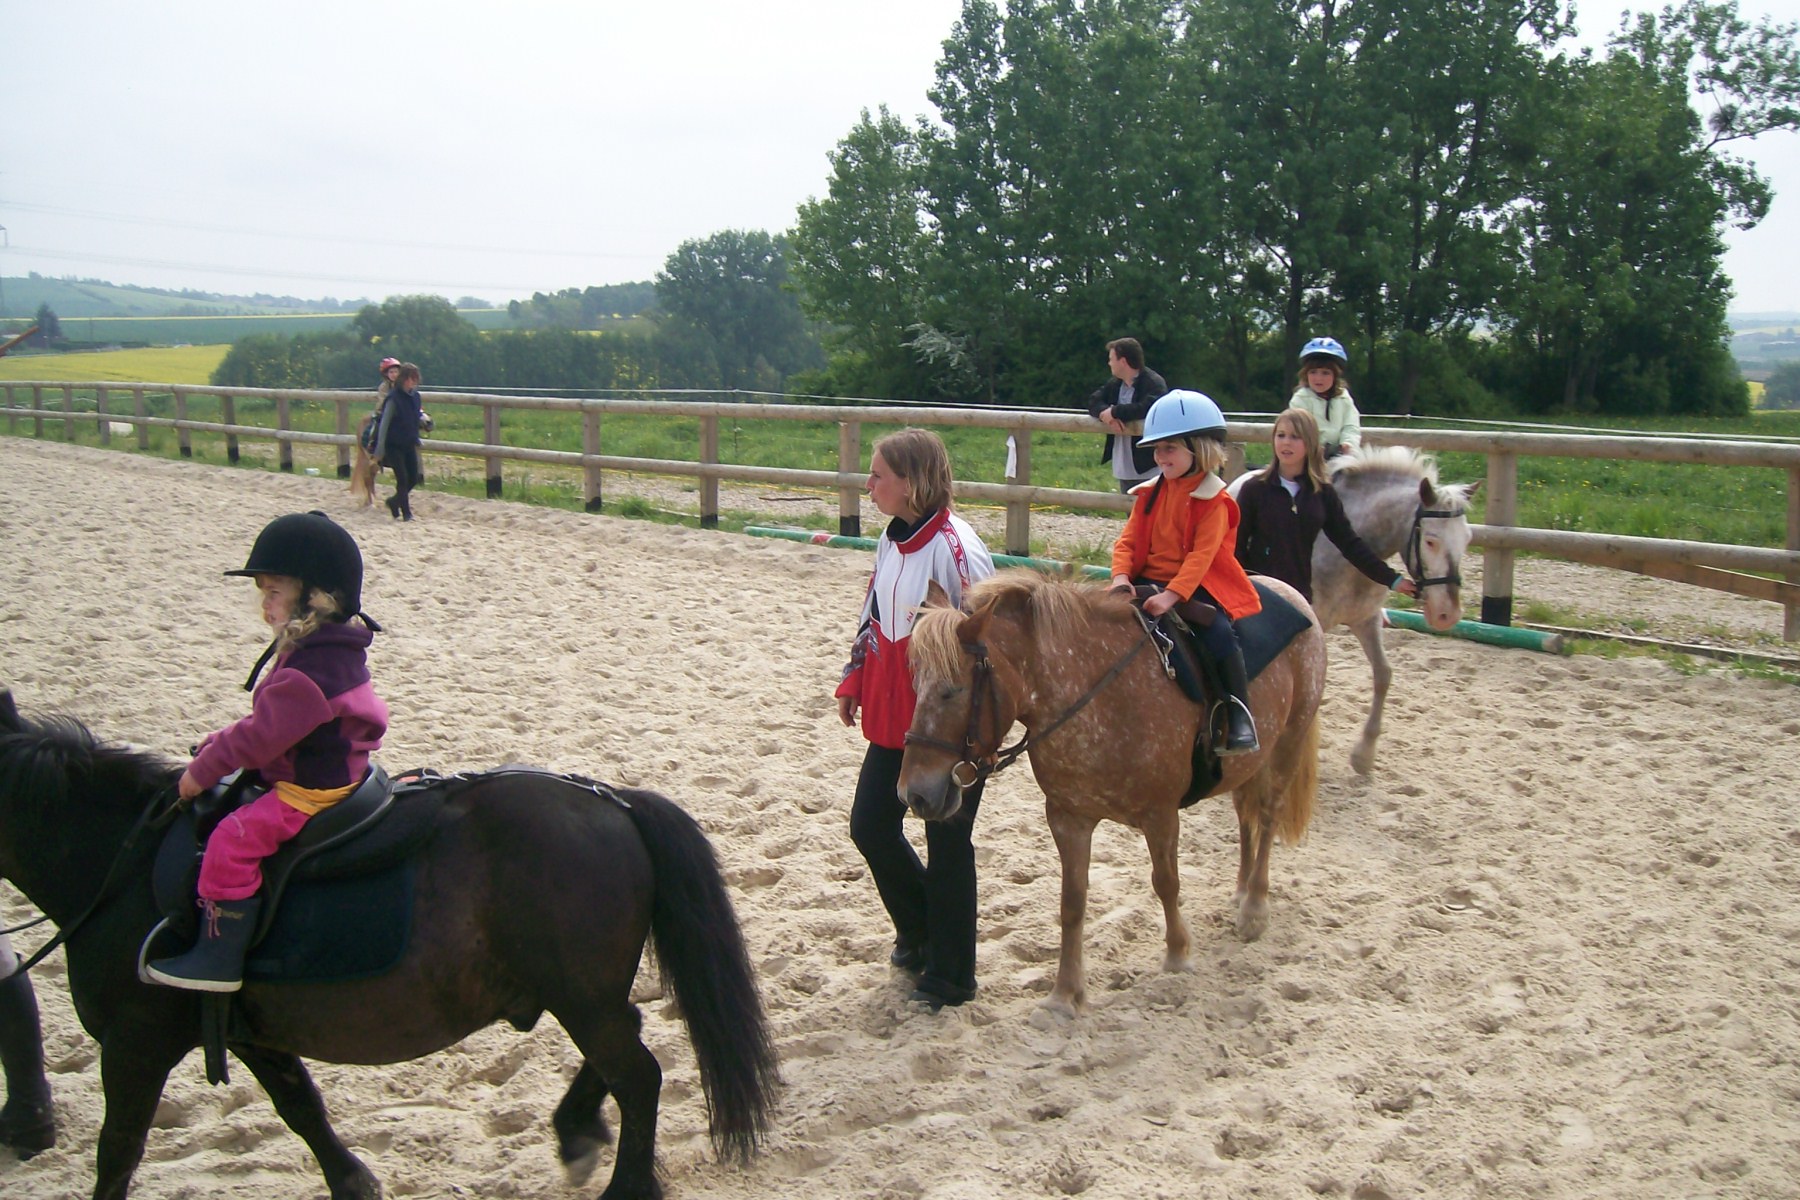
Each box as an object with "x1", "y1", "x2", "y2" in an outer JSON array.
[
  {"x1": 1403, "y1": 503, "x2": 1464, "y2": 593},
  {"x1": 0, "y1": 783, "x2": 179, "y2": 982},
  {"x1": 906, "y1": 625, "x2": 1153, "y2": 789}
]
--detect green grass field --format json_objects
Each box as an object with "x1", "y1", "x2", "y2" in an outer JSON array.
[{"x1": 3, "y1": 348, "x2": 1794, "y2": 554}]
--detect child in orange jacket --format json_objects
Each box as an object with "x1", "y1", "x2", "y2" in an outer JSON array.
[{"x1": 1110, "y1": 390, "x2": 1261, "y2": 754}]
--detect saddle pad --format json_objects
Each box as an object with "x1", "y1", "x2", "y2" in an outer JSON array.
[
  {"x1": 1239, "y1": 582, "x2": 1314, "y2": 681},
  {"x1": 244, "y1": 861, "x2": 415, "y2": 983}
]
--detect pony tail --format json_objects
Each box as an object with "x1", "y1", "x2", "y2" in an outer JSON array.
[{"x1": 1275, "y1": 708, "x2": 1319, "y2": 845}]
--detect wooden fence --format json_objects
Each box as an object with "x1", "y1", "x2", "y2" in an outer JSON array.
[{"x1": 6, "y1": 380, "x2": 1799, "y2": 640}]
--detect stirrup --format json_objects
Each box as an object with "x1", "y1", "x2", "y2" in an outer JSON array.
[{"x1": 1217, "y1": 697, "x2": 1260, "y2": 757}]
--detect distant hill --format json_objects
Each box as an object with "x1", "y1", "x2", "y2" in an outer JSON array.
[{"x1": 0, "y1": 275, "x2": 376, "y2": 320}]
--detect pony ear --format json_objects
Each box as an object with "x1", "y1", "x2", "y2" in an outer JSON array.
[
  {"x1": 924, "y1": 580, "x2": 952, "y2": 610},
  {"x1": 958, "y1": 603, "x2": 993, "y2": 648},
  {"x1": 1464, "y1": 479, "x2": 1482, "y2": 498},
  {"x1": 0, "y1": 687, "x2": 18, "y2": 732},
  {"x1": 1418, "y1": 477, "x2": 1436, "y2": 506}
]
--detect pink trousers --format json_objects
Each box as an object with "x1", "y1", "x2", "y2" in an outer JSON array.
[{"x1": 197, "y1": 791, "x2": 312, "y2": 901}]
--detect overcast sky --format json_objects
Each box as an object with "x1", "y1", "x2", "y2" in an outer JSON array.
[{"x1": 3, "y1": 0, "x2": 1796, "y2": 312}]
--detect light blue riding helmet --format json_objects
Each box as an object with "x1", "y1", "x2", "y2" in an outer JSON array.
[
  {"x1": 1300, "y1": 336, "x2": 1348, "y2": 364},
  {"x1": 1139, "y1": 389, "x2": 1227, "y2": 446}
]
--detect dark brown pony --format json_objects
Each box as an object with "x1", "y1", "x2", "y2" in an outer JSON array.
[
  {"x1": 899, "y1": 571, "x2": 1326, "y2": 1014},
  {"x1": 0, "y1": 687, "x2": 777, "y2": 1200}
]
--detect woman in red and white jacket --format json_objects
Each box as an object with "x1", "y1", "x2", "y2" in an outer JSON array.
[{"x1": 836, "y1": 428, "x2": 994, "y2": 1010}]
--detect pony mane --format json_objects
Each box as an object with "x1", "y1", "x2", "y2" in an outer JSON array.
[
  {"x1": 0, "y1": 711, "x2": 178, "y2": 816},
  {"x1": 1329, "y1": 445, "x2": 1476, "y2": 514},
  {"x1": 910, "y1": 570, "x2": 1126, "y2": 689}
]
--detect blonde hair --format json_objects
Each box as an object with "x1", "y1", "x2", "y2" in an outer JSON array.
[
  {"x1": 1148, "y1": 432, "x2": 1227, "y2": 478},
  {"x1": 263, "y1": 575, "x2": 343, "y2": 654},
  {"x1": 1296, "y1": 358, "x2": 1345, "y2": 400},
  {"x1": 873, "y1": 427, "x2": 954, "y2": 516},
  {"x1": 1258, "y1": 409, "x2": 1330, "y2": 490}
]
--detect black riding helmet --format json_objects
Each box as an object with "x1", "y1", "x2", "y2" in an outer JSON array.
[
  {"x1": 229, "y1": 511, "x2": 380, "y2": 690},
  {"x1": 227, "y1": 511, "x2": 365, "y2": 615}
]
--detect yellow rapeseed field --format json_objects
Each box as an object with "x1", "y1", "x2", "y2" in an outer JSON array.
[{"x1": 0, "y1": 345, "x2": 228, "y2": 385}]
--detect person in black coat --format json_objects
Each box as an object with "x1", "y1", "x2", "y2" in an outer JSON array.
[
  {"x1": 1084, "y1": 337, "x2": 1168, "y2": 493},
  {"x1": 377, "y1": 362, "x2": 425, "y2": 521},
  {"x1": 1235, "y1": 408, "x2": 1419, "y2": 604}
]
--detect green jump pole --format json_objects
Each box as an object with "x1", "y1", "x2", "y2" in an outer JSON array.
[{"x1": 1381, "y1": 608, "x2": 1566, "y2": 654}]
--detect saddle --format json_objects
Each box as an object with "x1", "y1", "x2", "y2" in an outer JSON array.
[
  {"x1": 140, "y1": 766, "x2": 447, "y2": 984},
  {"x1": 1127, "y1": 581, "x2": 1317, "y2": 807}
]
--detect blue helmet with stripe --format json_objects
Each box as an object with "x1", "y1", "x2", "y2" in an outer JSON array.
[
  {"x1": 1139, "y1": 390, "x2": 1227, "y2": 446},
  {"x1": 1300, "y1": 337, "x2": 1348, "y2": 365}
]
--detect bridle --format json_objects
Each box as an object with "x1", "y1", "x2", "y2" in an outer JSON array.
[
  {"x1": 1403, "y1": 503, "x2": 1464, "y2": 594},
  {"x1": 904, "y1": 628, "x2": 1151, "y2": 790}
]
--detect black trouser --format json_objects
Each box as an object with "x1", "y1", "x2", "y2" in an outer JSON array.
[
  {"x1": 1136, "y1": 580, "x2": 1243, "y2": 661},
  {"x1": 389, "y1": 445, "x2": 422, "y2": 516},
  {"x1": 848, "y1": 743, "x2": 983, "y2": 994}
]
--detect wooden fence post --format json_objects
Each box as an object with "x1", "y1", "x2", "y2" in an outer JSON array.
[
  {"x1": 1787, "y1": 467, "x2": 1799, "y2": 641},
  {"x1": 3, "y1": 385, "x2": 13, "y2": 434},
  {"x1": 1482, "y1": 451, "x2": 1518, "y2": 626},
  {"x1": 61, "y1": 385, "x2": 75, "y2": 441},
  {"x1": 275, "y1": 396, "x2": 292, "y2": 471},
  {"x1": 174, "y1": 390, "x2": 192, "y2": 458},
  {"x1": 838, "y1": 420, "x2": 862, "y2": 538},
  {"x1": 32, "y1": 386, "x2": 43, "y2": 438},
  {"x1": 96, "y1": 386, "x2": 110, "y2": 444},
  {"x1": 699, "y1": 414, "x2": 720, "y2": 529},
  {"x1": 582, "y1": 408, "x2": 603, "y2": 512},
  {"x1": 133, "y1": 388, "x2": 149, "y2": 450},
  {"x1": 335, "y1": 398, "x2": 351, "y2": 478},
  {"x1": 1005, "y1": 427, "x2": 1032, "y2": 557},
  {"x1": 222, "y1": 395, "x2": 240, "y2": 464},
  {"x1": 484, "y1": 401, "x2": 503, "y2": 498}
]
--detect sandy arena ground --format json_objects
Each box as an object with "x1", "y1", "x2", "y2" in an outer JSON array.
[{"x1": 2, "y1": 437, "x2": 1798, "y2": 1200}]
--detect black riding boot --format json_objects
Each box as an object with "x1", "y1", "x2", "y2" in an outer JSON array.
[
  {"x1": 0, "y1": 971, "x2": 55, "y2": 1158},
  {"x1": 145, "y1": 898, "x2": 261, "y2": 993},
  {"x1": 1217, "y1": 646, "x2": 1260, "y2": 756}
]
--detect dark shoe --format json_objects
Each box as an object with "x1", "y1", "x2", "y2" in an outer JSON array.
[
  {"x1": 145, "y1": 898, "x2": 261, "y2": 993},
  {"x1": 1219, "y1": 697, "x2": 1260, "y2": 756},
  {"x1": 385, "y1": 496, "x2": 402, "y2": 519},
  {"x1": 889, "y1": 943, "x2": 926, "y2": 974},
  {"x1": 0, "y1": 1096, "x2": 55, "y2": 1159},
  {"x1": 909, "y1": 975, "x2": 976, "y2": 1011},
  {"x1": 0, "y1": 972, "x2": 54, "y2": 1157},
  {"x1": 1216, "y1": 646, "x2": 1260, "y2": 757}
]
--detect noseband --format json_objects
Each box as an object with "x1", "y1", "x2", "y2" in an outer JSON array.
[
  {"x1": 904, "y1": 629, "x2": 1151, "y2": 790},
  {"x1": 1403, "y1": 503, "x2": 1463, "y2": 593}
]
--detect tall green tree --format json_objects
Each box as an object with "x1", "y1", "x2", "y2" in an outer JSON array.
[
  {"x1": 1499, "y1": 0, "x2": 1795, "y2": 413},
  {"x1": 654, "y1": 230, "x2": 821, "y2": 391},
  {"x1": 790, "y1": 107, "x2": 938, "y2": 397}
]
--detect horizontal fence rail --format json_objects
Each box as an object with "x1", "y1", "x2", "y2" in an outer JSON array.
[{"x1": 5, "y1": 379, "x2": 1798, "y2": 640}]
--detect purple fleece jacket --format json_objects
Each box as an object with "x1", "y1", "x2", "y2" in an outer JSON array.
[{"x1": 187, "y1": 622, "x2": 388, "y2": 791}]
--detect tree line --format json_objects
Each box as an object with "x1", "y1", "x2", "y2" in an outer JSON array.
[
  {"x1": 209, "y1": 0, "x2": 1795, "y2": 418},
  {"x1": 787, "y1": 0, "x2": 1797, "y2": 417}
]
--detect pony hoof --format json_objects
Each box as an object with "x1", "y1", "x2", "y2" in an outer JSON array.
[
  {"x1": 1163, "y1": 953, "x2": 1196, "y2": 975},
  {"x1": 1350, "y1": 744, "x2": 1376, "y2": 776},
  {"x1": 1038, "y1": 992, "x2": 1082, "y2": 1018},
  {"x1": 1236, "y1": 906, "x2": 1269, "y2": 942},
  {"x1": 562, "y1": 1141, "x2": 602, "y2": 1189}
]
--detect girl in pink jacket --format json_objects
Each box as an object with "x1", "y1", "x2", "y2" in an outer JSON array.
[{"x1": 147, "y1": 512, "x2": 388, "y2": 993}]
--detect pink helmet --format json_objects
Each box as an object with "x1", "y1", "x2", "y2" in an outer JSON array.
[{"x1": 378, "y1": 357, "x2": 401, "y2": 372}]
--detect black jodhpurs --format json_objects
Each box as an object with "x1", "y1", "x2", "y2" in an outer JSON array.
[
  {"x1": 848, "y1": 743, "x2": 984, "y2": 994},
  {"x1": 389, "y1": 445, "x2": 422, "y2": 517}
]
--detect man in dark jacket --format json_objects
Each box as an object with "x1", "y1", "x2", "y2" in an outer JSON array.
[{"x1": 1084, "y1": 338, "x2": 1168, "y2": 493}]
